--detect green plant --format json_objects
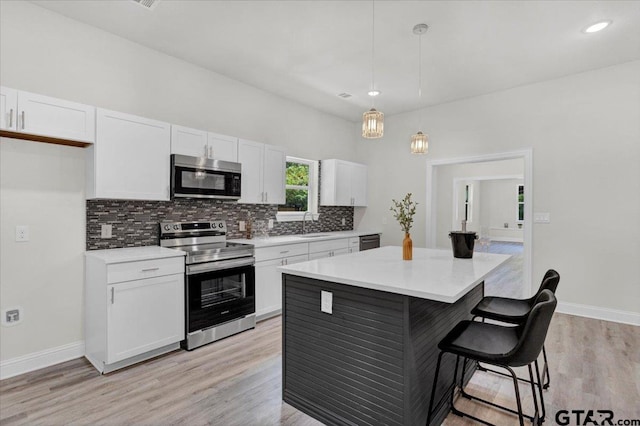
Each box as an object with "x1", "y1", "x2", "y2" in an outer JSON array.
[{"x1": 390, "y1": 193, "x2": 418, "y2": 234}]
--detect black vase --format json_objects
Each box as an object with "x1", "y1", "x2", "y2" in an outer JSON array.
[{"x1": 448, "y1": 231, "x2": 478, "y2": 258}]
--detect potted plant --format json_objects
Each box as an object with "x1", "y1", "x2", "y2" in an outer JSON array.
[{"x1": 390, "y1": 193, "x2": 418, "y2": 260}]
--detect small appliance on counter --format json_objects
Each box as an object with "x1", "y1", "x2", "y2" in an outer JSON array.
[
  {"x1": 449, "y1": 220, "x2": 478, "y2": 258},
  {"x1": 160, "y1": 220, "x2": 255, "y2": 350}
]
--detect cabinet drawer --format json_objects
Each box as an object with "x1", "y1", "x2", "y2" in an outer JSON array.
[
  {"x1": 308, "y1": 238, "x2": 348, "y2": 254},
  {"x1": 255, "y1": 243, "x2": 308, "y2": 262},
  {"x1": 107, "y1": 257, "x2": 184, "y2": 284}
]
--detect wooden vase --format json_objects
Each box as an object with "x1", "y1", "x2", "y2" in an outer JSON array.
[{"x1": 403, "y1": 232, "x2": 413, "y2": 260}]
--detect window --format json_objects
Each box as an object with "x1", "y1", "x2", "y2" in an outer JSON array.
[
  {"x1": 277, "y1": 156, "x2": 319, "y2": 221},
  {"x1": 464, "y1": 184, "x2": 473, "y2": 222},
  {"x1": 517, "y1": 184, "x2": 524, "y2": 222}
]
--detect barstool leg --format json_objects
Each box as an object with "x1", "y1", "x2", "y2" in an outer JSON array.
[
  {"x1": 426, "y1": 351, "x2": 444, "y2": 426},
  {"x1": 534, "y1": 359, "x2": 546, "y2": 422},
  {"x1": 506, "y1": 366, "x2": 525, "y2": 426},
  {"x1": 542, "y1": 345, "x2": 550, "y2": 389},
  {"x1": 528, "y1": 364, "x2": 541, "y2": 425}
]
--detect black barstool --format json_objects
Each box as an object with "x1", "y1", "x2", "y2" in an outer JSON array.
[
  {"x1": 426, "y1": 290, "x2": 557, "y2": 426},
  {"x1": 471, "y1": 269, "x2": 560, "y2": 389}
]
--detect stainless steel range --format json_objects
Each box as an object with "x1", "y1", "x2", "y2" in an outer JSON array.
[{"x1": 159, "y1": 220, "x2": 255, "y2": 350}]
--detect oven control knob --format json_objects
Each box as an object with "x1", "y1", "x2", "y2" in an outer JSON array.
[
  {"x1": 173, "y1": 224, "x2": 180, "y2": 230},
  {"x1": 218, "y1": 223, "x2": 224, "y2": 228},
  {"x1": 164, "y1": 225, "x2": 171, "y2": 231}
]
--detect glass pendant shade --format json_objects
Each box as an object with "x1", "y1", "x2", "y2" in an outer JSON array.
[
  {"x1": 410, "y1": 131, "x2": 428, "y2": 154},
  {"x1": 362, "y1": 108, "x2": 384, "y2": 138}
]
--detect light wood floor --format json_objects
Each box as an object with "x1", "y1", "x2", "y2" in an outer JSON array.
[{"x1": 1, "y1": 313, "x2": 638, "y2": 425}]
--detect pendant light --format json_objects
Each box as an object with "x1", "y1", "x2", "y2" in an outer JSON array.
[
  {"x1": 362, "y1": 0, "x2": 384, "y2": 139},
  {"x1": 410, "y1": 23, "x2": 429, "y2": 154}
]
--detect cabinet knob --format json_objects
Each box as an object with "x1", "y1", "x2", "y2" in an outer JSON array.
[
  {"x1": 21, "y1": 111, "x2": 25, "y2": 129},
  {"x1": 8, "y1": 109, "x2": 13, "y2": 128},
  {"x1": 111, "y1": 287, "x2": 115, "y2": 304}
]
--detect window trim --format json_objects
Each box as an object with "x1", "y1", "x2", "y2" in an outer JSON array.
[
  {"x1": 517, "y1": 184, "x2": 524, "y2": 223},
  {"x1": 276, "y1": 156, "x2": 320, "y2": 222}
]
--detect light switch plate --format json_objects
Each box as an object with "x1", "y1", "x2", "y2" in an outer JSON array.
[
  {"x1": 534, "y1": 213, "x2": 551, "y2": 224},
  {"x1": 239, "y1": 221, "x2": 246, "y2": 231},
  {"x1": 268, "y1": 219, "x2": 274, "y2": 229},
  {"x1": 321, "y1": 291, "x2": 333, "y2": 314}
]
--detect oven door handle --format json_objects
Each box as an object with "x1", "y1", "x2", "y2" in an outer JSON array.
[{"x1": 186, "y1": 257, "x2": 255, "y2": 275}]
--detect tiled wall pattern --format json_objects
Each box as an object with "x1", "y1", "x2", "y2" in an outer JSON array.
[{"x1": 86, "y1": 199, "x2": 354, "y2": 250}]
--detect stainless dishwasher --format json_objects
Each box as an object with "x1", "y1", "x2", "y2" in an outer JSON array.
[{"x1": 359, "y1": 234, "x2": 380, "y2": 251}]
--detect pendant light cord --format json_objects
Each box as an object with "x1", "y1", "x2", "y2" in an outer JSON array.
[
  {"x1": 371, "y1": 0, "x2": 375, "y2": 107},
  {"x1": 418, "y1": 31, "x2": 422, "y2": 129}
]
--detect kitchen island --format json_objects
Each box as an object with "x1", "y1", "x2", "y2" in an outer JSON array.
[{"x1": 279, "y1": 246, "x2": 510, "y2": 426}]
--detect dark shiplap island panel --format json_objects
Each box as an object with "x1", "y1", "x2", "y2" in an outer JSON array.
[{"x1": 282, "y1": 274, "x2": 483, "y2": 426}]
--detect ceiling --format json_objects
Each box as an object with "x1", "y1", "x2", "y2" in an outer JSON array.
[{"x1": 31, "y1": 0, "x2": 640, "y2": 121}]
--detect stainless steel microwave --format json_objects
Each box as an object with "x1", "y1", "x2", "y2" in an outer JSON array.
[{"x1": 171, "y1": 154, "x2": 242, "y2": 200}]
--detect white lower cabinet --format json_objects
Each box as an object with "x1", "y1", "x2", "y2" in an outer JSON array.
[
  {"x1": 85, "y1": 249, "x2": 185, "y2": 373},
  {"x1": 308, "y1": 238, "x2": 350, "y2": 260},
  {"x1": 106, "y1": 275, "x2": 184, "y2": 364},
  {"x1": 255, "y1": 243, "x2": 308, "y2": 319},
  {"x1": 348, "y1": 237, "x2": 360, "y2": 253}
]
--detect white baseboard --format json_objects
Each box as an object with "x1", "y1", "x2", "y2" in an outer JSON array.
[
  {"x1": 0, "y1": 341, "x2": 84, "y2": 380},
  {"x1": 557, "y1": 302, "x2": 640, "y2": 326}
]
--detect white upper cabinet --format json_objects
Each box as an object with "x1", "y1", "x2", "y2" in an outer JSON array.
[
  {"x1": 87, "y1": 108, "x2": 171, "y2": 201},
  {"x1": 263, "y1": 144, "x2": 286, "y2": 205},
  {"x1": 320, "y1": 159, "x2": 368, "y2": 207},
  {"x1": 171, "y1": 125, "x2": 208, "y2": 157},
  {"x1": 0, "y1": 86, "x2": 17, "y2": 131},
  {"x1": 171, "y1": 125, "x2": 238, "y2": 162},
  {"x1": 238, "y1": 139, "x2": 285, "y2": 205},
  {"x1": 208, "y1": 132, "x2": 238, "y2": 162},
  {"x1": 1, "y1": 87, "x2": 95, "y2": 143}
]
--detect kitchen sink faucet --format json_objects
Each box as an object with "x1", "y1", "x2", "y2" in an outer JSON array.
[{"x1": 302, "y1": 211, "x2": 314, "y2": 234}]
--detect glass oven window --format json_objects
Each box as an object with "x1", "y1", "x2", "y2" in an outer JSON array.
[{"x1": 199, "y1": 273, "x2": 245, "y2": 308}]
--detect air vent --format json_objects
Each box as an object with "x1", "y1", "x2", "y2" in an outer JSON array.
[
  {"x1": 131, "y1": 0, "x2": 160, "y2": 10},
  {"x1": 337, "y1": 93, "x2": 352, "y2": 99}
]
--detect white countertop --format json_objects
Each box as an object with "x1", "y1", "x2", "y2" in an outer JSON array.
[
  {"x1": 278, "y1": 246, "x2": 510, "y2": 303},
  {"x1": 228, "y1": 229, "x2": 381, "y2": 248},
  {"x1": 85, "y1": 246, "x2": 185, "y2": 264}
]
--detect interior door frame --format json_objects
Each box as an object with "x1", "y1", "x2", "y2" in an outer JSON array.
[{"x1": 425, "y1": 149, "x2": 533, "y2": 297}]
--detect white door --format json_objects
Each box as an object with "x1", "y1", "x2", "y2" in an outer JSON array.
[
  {"x1": 0, "y1": 86, "x2": 17, "y2": 130},
  {"x1": 238, "y1": 139, "x2": 264, "y2": 204},
  {"x1": 17, "y1": 91, "x2": 95, "y2": 142},
  {"x1": 263, "y1": 144, "x2": 286, "y2": 205},
  {"x1": 351, "y1": 163, "x2": 368, "y2": 206},
  {"x1": 208, "y1": 132, "x2": 238, "y2": 162},
  {"x1": 171, "y1": 125, "x2": 208, "y2": 157},
  {"x1": 106, "y1": 274, "x2": 184, "y2": 364},
  {"x1": 335, "y1": 161, "x2": 353, "y2": 206},
  {"x1": 95, "y1": 108, "x2": 171, "y2": 200}
]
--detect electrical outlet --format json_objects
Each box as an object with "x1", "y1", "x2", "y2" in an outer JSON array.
[
  {"x1": 101, "y1": 224, "x2": 112, "y2": 238},
  {"x1": 321, "y1": 291, "x2": 333, "y2": 314},
  {"x1": 239, "y1": 221, "x2": 246, "y2": 232},
  {"x1": 268, "y1": 219, "x2": 274, "y2": 229},
  {"x1": 534, "y1": 213, "x2": 551, "y2": 224},
  {"x1": 15, "y1": 225, "x2": 29, "y2": 242},
  {"x1": 341, "y1": 218, "x2": 346, "y2": 226},
  {"x1": 2, "y1": 307, "x2": 23, "y2": 327}
]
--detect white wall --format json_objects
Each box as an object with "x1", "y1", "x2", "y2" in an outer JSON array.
[
  {"x1": 480, "y1": 178, "x2": 525, "y2": 242},
  {"x1": 356, "y1": 60, "x2": 640, "y2": 315},
  {"x1": 0, "y1": 1, "x2": 357, "y2": 362}
]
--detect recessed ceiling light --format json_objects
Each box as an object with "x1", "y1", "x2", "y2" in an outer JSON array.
[
  {"x1": 368, "y1": 90, "x2": 381, "y2": 97},
  {"x1": 583, "y1": 20, "x2": 612, "y2": 33}
]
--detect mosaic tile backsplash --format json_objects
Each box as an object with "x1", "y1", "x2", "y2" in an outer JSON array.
[{"x1": 86, "y1": 199, "x2": 354, "y2": 250}]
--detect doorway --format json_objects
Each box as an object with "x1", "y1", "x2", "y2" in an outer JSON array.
[{"x1": 425, "y1": 150, "x2": 533, "y2": 298}]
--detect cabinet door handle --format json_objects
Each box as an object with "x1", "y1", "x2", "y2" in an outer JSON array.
[
  {"x1": 204, "y1": 144, "x2": 208, "y2": 157},
  {"x1": 21, "y1": 111, "x2": 25, "y2": 129},
  {"x1": 141, "y1": 267, "x2": 160, "y2": 272},
  {"x1": 8, "y1": 109, "x2": 13, "y2": 128},
  {"x1": 284, "y1": 258, "x2": 288, "y2": 265},
  {"x1": 111, "y1": 287, "x2": 114, "y2": 304},
  {"x1": 209, "y1": 146, "x2": 214, "y2": 158},
  {"x1": 280, "y1": 250, "x2": 290, "y2": 254},
  {"x1": 265, "y1": 192, "x2": 268, "y2": 203}
]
